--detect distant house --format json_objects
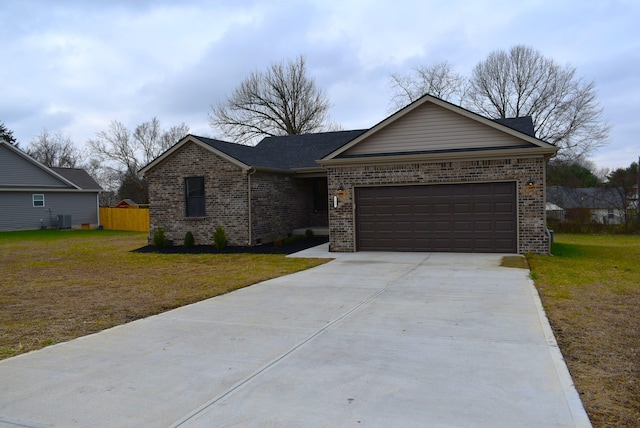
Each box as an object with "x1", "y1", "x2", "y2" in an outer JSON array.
[
  {"x1": 546, "y1": 186, "x2": 627, "y2": 224},
  {"x1": 141, "y1": 94, "x2": 558, "y2": 254},
  {"x1": 113, "y1": 199, "x2": 148, "y2": 208},
  {"x1": 0, "y1": 141, "x2": 102, "y2": 231},
  {"x1": 545, "y1": 202, "x2": 565, "y2": 223}
]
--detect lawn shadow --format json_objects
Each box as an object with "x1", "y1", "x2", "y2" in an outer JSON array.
[{"x1": 550, "y1": 242, "x2": 587, "y2": 258}]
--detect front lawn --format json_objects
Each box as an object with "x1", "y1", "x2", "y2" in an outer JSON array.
[
  {"x1": 527, "y1": 234, "x2": 640, "y2": 427},
  {"x1": 0, "y1": 230, "x2": 330, "y2": 359}
]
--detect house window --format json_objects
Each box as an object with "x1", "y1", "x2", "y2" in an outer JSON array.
[
  {"x1": 607, "y1": 209, "x2": 614, "y2": 220},
  {"x1": 185, "y1": 177, "x2": 205, "y2": 217},
  {"x1": 312, "y1": 178, "x2": 328, "y2": 211},
  {"x1": 33, "y1": 194, "x2": 45, "y2": 207}
]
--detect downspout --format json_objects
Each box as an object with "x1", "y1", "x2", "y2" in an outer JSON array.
[
  {"x1": 247, "y1": 168, "x2": 256, "y2": 246},
  {"x1": 96, "y1": 192, "x2": 101, "y2": 229}
]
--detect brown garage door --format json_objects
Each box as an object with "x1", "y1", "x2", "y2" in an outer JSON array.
[{"x1": 356, "y1": 182, "x2": 517, "y2": 253}]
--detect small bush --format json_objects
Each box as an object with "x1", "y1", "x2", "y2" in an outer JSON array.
[
  {"x1": 274, "y1": 237, "x2": 283, "y2": 248},
  {"x1": 305, "y1": 229, "x2": 314, "y2": 238},
  {"x1": 152, "y1": 227, "x2": 169, "y2": 248},
  {"x1": 184, "y1": 231, "x2": 195, "y2": 247},
  {"x1": 213, "y1": 226, "x2": 227, "y2": 250},
  {"x1": 284, "y1": 236, "x2": 295, "y2": 245}
]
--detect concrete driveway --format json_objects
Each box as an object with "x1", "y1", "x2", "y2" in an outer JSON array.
[{"x1": 0, "y1": 246, "x2": 590, "y2": 427}]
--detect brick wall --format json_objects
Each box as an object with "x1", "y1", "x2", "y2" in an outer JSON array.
[
  {"x1": 146, "y1": 142, "x2": 249, "y2": 246},
  {"x1": 327, "y1": 157, "x2": 549, "y2": 254},
  {"x1": 250, "y1": 173, "x2": 326, "y2": 244},
  {"x1": 146, "y1": 142, "x2": 328, "y2": 247}
]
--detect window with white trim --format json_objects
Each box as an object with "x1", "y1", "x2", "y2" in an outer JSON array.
[{"x1": 33, "y1": 194, "x2": 45, "y2": 207}]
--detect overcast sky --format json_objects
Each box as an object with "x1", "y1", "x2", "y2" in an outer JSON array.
[{"x1": 1, "y1": 0, "x2": 638, "y2": 171}]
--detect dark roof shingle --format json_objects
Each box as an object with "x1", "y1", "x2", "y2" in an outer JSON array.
[
  {"x1": 492, "y1": 116, "x2": 536, "y2": 137},
  {"x1": 196, "y1": 130, "x2": 366, "y2": 170},
  {"x1": 51, "y1": 167, "x2": 102, "y2": 190}
]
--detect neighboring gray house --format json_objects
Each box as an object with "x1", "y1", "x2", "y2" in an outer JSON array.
[
  {"x1": 0, "y1": 141, "x2": 102, "y2": 231},
  {"x1": 141, "y1": 94, "x2": 558, "y2": 254},
  {"x1": 547, "y1": 186, "x2": 629, "y2": 224}
]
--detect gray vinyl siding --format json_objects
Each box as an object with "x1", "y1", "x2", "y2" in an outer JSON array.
[
  {"x1": 343, "y1": 102, "x2": 534, "y2": 156},
  {"x1": 0, "y1": 144, "x2": 70, "y2": 188},
  {"x1": 0, "y1": 192, "x2": 99, "y2": 231}
]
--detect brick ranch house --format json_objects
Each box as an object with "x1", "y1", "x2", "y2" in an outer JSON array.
[{"x1": 140, "y1": 94, "x2": 558, "y2": 254}]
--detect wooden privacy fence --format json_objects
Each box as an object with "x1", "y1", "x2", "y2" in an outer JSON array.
[{"x1": 99, "y1": 207, "x2": 150, "y2": 232}]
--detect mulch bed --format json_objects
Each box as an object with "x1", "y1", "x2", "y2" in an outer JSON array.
[{"x1": 133, "y1": 236, "x2": 329, "y2": 255}]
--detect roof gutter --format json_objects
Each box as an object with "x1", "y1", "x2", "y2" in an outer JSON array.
[
  {"x1": 0, "y1": 187, "x2": 101, "y2": 193},
  {"x1": 319, "y1": 147, "x2": 558, "y2": 167}
]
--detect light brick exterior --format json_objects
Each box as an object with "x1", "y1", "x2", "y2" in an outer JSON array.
[
  {"x1": 250, "y1": 172, "x2": 326, "y2": 244},
  {"x1": 146, "y1": 142, "x2": 326, "y2": 246},
  {"x1": 146, "y1": 142, "x2": 249, "y2": 246},
  {"x1": 327, "y1": 156, "x2": 549, "y2": 254}
]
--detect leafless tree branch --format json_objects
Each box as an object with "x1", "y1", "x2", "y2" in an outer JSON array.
[
  {"x1": 26, "y1": 129, "x2": 83, "y2": 168},
  {"x1": 469, "y1": 45, "x2": 609, "y2": 160},
  {"x1": 209, "y1": 55, "x2": 332, "y2": 145}
]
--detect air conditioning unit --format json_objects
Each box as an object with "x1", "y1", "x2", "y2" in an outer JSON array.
[{"x1": 58, "y1": 215, "x2": 72, "y2": 229}]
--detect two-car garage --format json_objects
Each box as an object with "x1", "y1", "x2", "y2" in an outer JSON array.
[
  {"x1": 322, "y1": 94, "x2": 558, "y2": 254},
  {"x1": 355, "y1": 182, "x2": 517, "y2": 253}
]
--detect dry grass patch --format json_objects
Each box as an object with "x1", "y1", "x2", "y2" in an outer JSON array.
[
  {"x1": 0, "y1": 230, "x2": 330, "y2": 359},
  {"x1": 500, "y1": 255, "x2": 528, "y2": 269},
  {"x1": 527, "y1": 234, "x2": 640, "y2": 427}
]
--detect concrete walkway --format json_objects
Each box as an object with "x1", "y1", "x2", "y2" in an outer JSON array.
[{"x1": 0, "y1": 247, "x2": 590, "y2": 427}]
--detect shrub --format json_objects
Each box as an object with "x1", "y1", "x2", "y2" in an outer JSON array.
[
  {"x1": 184, "y1": 231, "x2": 195, "y2": 247},
  {"x1": 152, "y1": 227, "x2": 169, "y2": 248},
  {"x1": 274, "y1": 237, "x2": 283, "y2": 248},
  {"x1": 305, "y1": 229, "x2": 314, "y2": 238},
  {"x1": 284, "y1": 236, "x2": 295, "y2": 245},
  {"x1": 213, "y1": 226, "x2": 227, "y2": 250}
]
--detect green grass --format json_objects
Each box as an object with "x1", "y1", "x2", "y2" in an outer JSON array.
[
  {"x1": 0, "y1": 228, "x2": 132, "y2": 241},
  {"x1": 0, "y1": 230, "x2": 330, "y2": 359},
  {"x1": 527, "y1": 234, "x2": 640, "y2": 427}
]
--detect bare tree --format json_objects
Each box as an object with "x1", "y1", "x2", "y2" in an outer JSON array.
[
  {"x1": 89, "y1": 117, "x2": 189, "y2": 174},
  {"x1": 133, "y1": 118, "x2": 189, "y2": 167},
  {"x1": 389, "y1": 62, "x2": 469, "y2": 110},
  {"x1": 209, "y1": 55, "x2": 332, "y2": 145},
  {"x1": 389, "y1": 46, "x2": 609, "y2": 161},
  {"x1": 88, "y1": 118, "x2": 189, "y2": 201},
  {"x1": 26, "y1": 129, "x2": 83, "y2": 168},
  {"x1": 469, "y1": 45, "x2": 609, "y2": 160}
]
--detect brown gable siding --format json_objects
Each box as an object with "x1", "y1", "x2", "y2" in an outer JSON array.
[{"x1": 342, "y1": 102, "x2": 536, "y2": 156}]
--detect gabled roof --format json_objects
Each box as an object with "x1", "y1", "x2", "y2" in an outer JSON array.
[
  {"x1": 140, "y1": 130, "x2": 367, "y2": 175},
  {"x1": 547, "y1": 186, "x2": 625, "y2": 209},
  {"x1": 140, "y1": 94, "x2": 559, "y2": 175},
  {"x1": 0, "y1": 141, "x2": 101, "y2": 191},
  {"x1": 320, "y1": 94, "x2": 558, "y2": 164}
]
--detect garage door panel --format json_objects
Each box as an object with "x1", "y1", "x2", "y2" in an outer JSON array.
[
  {"x1": 495, "y1": 220, "x2": 515, "y2": 231},
  {"x1": 495, "y1": 202, "x2": 515, "y2": 213},
  {"x1": 356, "y1": 182, "x2": 517, "y2": 253}
]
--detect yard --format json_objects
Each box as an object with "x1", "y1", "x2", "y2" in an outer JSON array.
[
  {"x1": 527, "y1": 234, "x2": 640, "y2": 427},
  {"x1": 0, "y1": 230, "x2": 329, "y2": 359}
]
